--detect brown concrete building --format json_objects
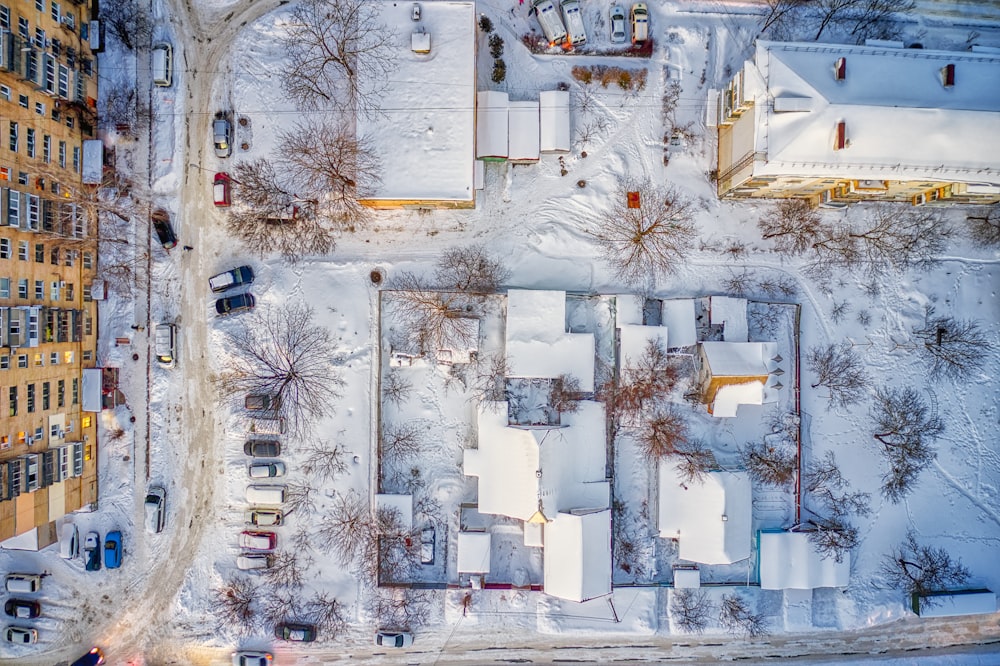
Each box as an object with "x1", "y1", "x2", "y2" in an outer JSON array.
[{"x1": 0, "y1": 0, "x2": 99, "y2": 545}]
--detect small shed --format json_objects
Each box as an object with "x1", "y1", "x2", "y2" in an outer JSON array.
[
  {"x1": 508, "y1": 101, "x2": 540, "y2": 163},
  {"x1": 661, "y1": 299, "x2": 698, "y2": 348},
  {"x1": 539, "y1": 90, "x2": 570, "y2": 154},
  {"x1": 543, "y1": 509, "x2": 612, "y2": 603},
  {"x1": 457, "y1": 532, "x2": 492, "y2": 574},
  {"x1": 476, "y1": 91, "x2": 509, "y2": 161},
  {"x1": 710, "y1": 296, "x2": 749, "y2": 342},
  {"x1": 913, "y1": 589, "x2": 996, "y2": 617},
  {"x1": 758, "y1": 530, "x2": 850, "y2": 590}
]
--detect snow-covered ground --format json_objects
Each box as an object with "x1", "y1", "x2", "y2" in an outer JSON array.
[{"x1": 1, "y1": 0, "x2": 998, "y2": 664}]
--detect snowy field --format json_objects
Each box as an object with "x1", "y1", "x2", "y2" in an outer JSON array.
[{"x1": 0, "y1": 0, "x2": 999, "y2": 664}]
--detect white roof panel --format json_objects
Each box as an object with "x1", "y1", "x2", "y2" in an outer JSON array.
[
  {"x1": 506, "y1": 290, "x2": 595, "y2": 391},
  {"x1": 702, "y1": 342, "x2": 767, "y2": 377},
  {"x1": 508, "y1": 100, "x2": 540, "y2": 162},
  {"x1": 620, "y1": 325, "x2": 668, "y2": 370},
  {"x1": 476, "y1": 91, "x2": 509, "y2": 160},
  {"x1": 457, "y1": 532, "x2": 492, "y2": 573},
  {"x1": 712, "y1": 381, "x2": 765, "y2": 418},
  {"x1": 710, "y1": 297, "x2": 748, "y2": 342},
  {"x1": 758, "y1": 531, "x2": 850, "y2": 590},
  {"x1": 543, "y1": 510, "x2": 612, "y2": 603},
  {"x1": 660, "y1": 299, "x2": 698, "y2": 348},
  {"x1": 539, "y1": 90, "x2": 571, "y2": 153}
]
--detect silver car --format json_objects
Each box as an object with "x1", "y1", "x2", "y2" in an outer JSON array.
[
  {"x1": 213, "y1": 118, "x2": 233, "y2": 158},
  {"x1": 610, "y1": 5, "x2": 627, "y2": 44}
]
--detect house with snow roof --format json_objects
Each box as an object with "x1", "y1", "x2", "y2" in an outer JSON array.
[
  {"x1": 758, "y1": 530, "x2": 850, "y2": 590},
  {"x1": 697, "y1": 341, "x2": 781, "y2": 417},
  {"x1": 357, "y1": 1, "x2": 477, "y2": 209},
  {"x1": 715, "y1": 40, "x2": 1000, "y2": 206},
  {"x1": 506, "y1": 290, "x2": 595, "y2": 392}
]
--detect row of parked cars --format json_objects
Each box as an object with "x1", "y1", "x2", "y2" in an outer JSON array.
[
  {"x1": 239, "y1": 435, "x2": 284, "y2": 572},
  {"x1": 213, "y1": 265, "x2": 256, "y2": 317},
  {"x1": 532, "y1": 0, "x2": 648, "y2": 48}
]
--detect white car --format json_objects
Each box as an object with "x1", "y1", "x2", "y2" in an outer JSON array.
[
  {"x1": 374, "y1": 630, "x2": 414, "y2": 648},
  {"x1": 5, "y1": 626, "x2": 37, "y2": 644},
  {"x1": 232, "y1": 651, "x2": 272, "y2": 666},
  {"x1": 610, "y1": 5, "x2": 627, "y2": 43},
  {"x1": 248, "y1": 462, "x2": 285, "y2": 478},
  {"x1": 236, "y1": 554, "x2": 273, "y2": 570},
  {"x1": 238, "y1": 531, "x2": 277, "y2": 551}
]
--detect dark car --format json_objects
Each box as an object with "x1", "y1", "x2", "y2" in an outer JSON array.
[
  {"x1": 71, "y1": 647, "x2": 105, "y2": 666},
  {"x1": 245, "y1": 394, "x2": 280, "y2": 411},
  {"x1": 215, "y1": 292, "x2": 255, "y2": 317},
  {"x1": 209, "y1": 265, "x2": 254, "y2": 293},
  {"x1": 104, "y1": 530, "x2": 123, "y2": 569},
  {"x1": 84, "y1": 531, "x2": 101, "y2": 572},
  {"x1": 274, "y1": 623, "x2": 316, "y2": 642},
  {"x1": 244, "y1": 440, "x2": 281, "y2": 457},
  {"x1": 4, "y1": 599, "x2": 40, "y2": 619},
  {"x1": 151, "y1": 208, "x2": 178, "y2": 249}
]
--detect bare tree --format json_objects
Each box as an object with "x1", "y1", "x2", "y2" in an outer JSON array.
[
  {"x1": 673, "y1": 439, "x2": 718, "y2": 484},
  {"x1": 304, "y1": 592, "x2": 349, "y2": 637},
  {"x1": 740, "y1": 440, "x2": 797, "y2": 487},
  {"x1": 381, "y1": 422, "x2": 424, "y2": 462},
  {"x1": 317, "y1": 490, "x2": 370, "y2": 564},
  {"x1": 806, "y1": 343, "x2": 869, "y2": 409},
  {"x1": 966, "y1": 206, "x2": 1000, "y2": 247},
  {"x1": 759, "y1": 199, "x2": 829, "y2": 255},
  {"x1": 846, "y1": 0, "x2": 916, "y2": 41},
  {"x1": 636, "y1": 408, "x2": 689, "y2": 462},
  {"x1": 758, "y1": 0, "x2": 809, "y2": 39},
  {"x1": 913, "y1": 311, "x2": 992, "y2": 380},
  {"x1": 548, "y1": 374, "x2": 582, "y2": 415},
  {"x1": 100, "y1": 0, "x2": 151, "y2": 51},
  {"x1": 265, "y1": 550, "x2": 310, "y2": 590},
  {"x1": 302, "y1": 440, "x2": 349, "y2": 483},
  {"x1": 213, "y1": 576, "x2": 258, "y2": 633},
  {"x1": 871, "y1": 387, "x2": 942, "y2": 502},
  {"x1": 467, "y1": 353, "x2": 510, "y2": 404},
  {"x1": 589, "y1": 180, "x2": 697, "y2": 288},
  {"x1": 880, "y1": 531, "x2": 970, "y2": 611},
  {"x1": 719, "y1": 593, "x2": 769, "y2": 638},
  {"x1": 806, "y1": 515, "x2": 860, "y2": 563},
  {"x1": 607, "y1": 338, "x2": 681, "y2": 425},
  {"x1": 387, "y1": 272, "x2": 480, "y2": 354},
  {"x1": 261, "y1": 589, "x2": 303, "y2": 627},
  {"x1": 100, "y1": 79, "x2": 151, "y2": 137},
  {"x1": 434, "y1": 244, "x2": 511, "y2": 293},
  {"x1": 285, "y1": 483, "x2": 317, "y2": 516},
  {"x1": 382, "y1": 370, "x2": 413, "y2": 407},
  {"x1": 282, "y1": 0, "x2": 396, "y2": 114},
  {"x1": 217, "y1": 302, "x2": 343, "y2": 437},
  {"x1": 670, "y1": 588, "x2": 714, "y2": 634},
  {"x1": 803, "y1": 450, "x2": 871, "y2": 517},
  {"x1": 365, "y1": 588, "x2": 434, "y2": 629}
]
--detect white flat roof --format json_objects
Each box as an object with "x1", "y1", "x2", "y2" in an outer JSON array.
[
  {"x1": 758, "y1": 531, "x2": 850, "y2": 590},
  {"x1": 615, "y1": 295, "x2": 645, "y2": 327},
  {"x1": 660, "y1": 299, "x2": 697, "y2": 348},
  {"x1": 477, "y1": 91, "x2": 509, "y2": 160},
  {"x1": 508, "y1": 100, "x2": 540, "y2": 162},
  {"x1": 710, "y1": 296, "x2": 748, "y2": 342},
  {"x1": 917, "y1": 591, "x2": 997, "y2": 618},
  {"x1": 543, "y1": 510, "x2": 612, "y2": 603},
  {"x1": 702, "y1": 342, "x2": 768, "y2": 377},
  {"x1": 658, "y1": 461, "x2": 752, "y2": 565},
  {"x1": 620, "y1": 325, "x2": 668, "y2": 370},
  {"x1": 539, "y1": 90, "x2": 570, "y2": 153},
  {"x1": 358, "y1": 1, "x2": 476, "y2": 202},
  {"x1": 506, "y1": 290, "x2": 595, "y2": 392},
  {"x1": 457, "y1": 532, "x2": 492, "y2": 574},
  {"x1": 712, "y1": 380, "x2": 765, "y2": 418}
]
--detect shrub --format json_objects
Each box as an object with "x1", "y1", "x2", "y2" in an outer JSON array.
[
  {"x1": 617, "y1": 70, "x2": 632, "y2": 90},
  {"x1": 489, "y1": 34, "x2": 504, "y2": 59},
  {"x1": 491, "y1": 59, "x2": 507, "y2": 84},
  {"x1": 479, "y1": 15, "x2": 493, "y2": 33},
  {"x1": 571, "y1": 66, "x2": 593, "y2": 84}
]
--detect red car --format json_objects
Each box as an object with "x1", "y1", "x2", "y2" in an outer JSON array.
[{"x1": 214, "y1": 172, "x2": 232, "y2": 207}]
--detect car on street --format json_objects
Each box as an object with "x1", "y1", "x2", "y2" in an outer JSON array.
[
  {"x1": 236, "y1": 554, "x2": 274, "y2": 570},
  {"x1": 610, "y1": 4, "x2": 627, "y2": 43},
  {"x1": 248, "y1": 462, "x2": 285, "y2": 478},
  {"x1": 244, "y1": 440, "x2": 281, "y2": 457},
  {"x1": 239, "y1": 531, "x2": 277, "y2": 550},
  {"x1": 216, "y1": 292, "x2": 255, "y2": 317},
  {"x1": 214, "y1": 117, "x2": 233, "y2": 158},
  {"x1": 245, "y1": 394, "x2": 280, "y2": 411},
  {"x1": 4, "y1": 626, "x2": 37, "y2": 644},
  {"x1": 214, "y1": 172, "x2": 232, "y2": 206},
  {"x1": 531, "y1": 0, "x2": 567, "y2": 47},
  {"x1": 560, "y1": 0, "x2": 587, "y2": 47},
  {"x1": 4, "y1": 600, "x2": 40, "y2": 619},
  {"x1": 245, "y1": 509, "x2": 283, "y2": 527},
  {"x1": 274, "y1": 623, "x2": 316, "y2": 642},
  {"x1": 232, "y1": 652, "x2": 273, "y2": 666},
  {"x1": 145, "y1": 486, "x2": 166, "y2": 533},
  {"x1": 154, "y1": 323, "x2": 177, "y2": 368},
  {"x1": 84, "y1": 531, "x2": 101, "y2": 571},
  {"x1": 375, "y1": 630, "x2": 414, "y2": 648},
  {"x1": 104, "y1": 530, "x2": 123, "y2": 569},
  {"x1": 630, "y1": 2, "x2": 648, "y2": 44},
  {"x1": 151, "y1": 208, "x2": 178, "y2": 250},
  {"x1": 71, "y1": 648, "x2": 106, "y2": 666},
  {"x1": 210, "y1": 265, "x2": 255, "y2": 293}
]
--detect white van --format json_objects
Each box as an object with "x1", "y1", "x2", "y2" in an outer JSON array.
[
  {"x1": 246, "y1": 485, "x2": 286, "y2": 505},
  {"x1": 5, "y1": 574, "x2": 42, "y2": 594},
  {"x1": 561, "y1": 0, "x2": 587, "y2": 47},
  {"x1": 152, "y1": 43, "x2": 173, "y2": 87},
  {"x1": 59, "y1": 523, "x2": 79, "y2": 559},
  {"x1": 532, "y1": 0, "x2": 567, "y2": 47},
  {"x1": 154, "y1": 323, "x2": 176, "y2": 368}
]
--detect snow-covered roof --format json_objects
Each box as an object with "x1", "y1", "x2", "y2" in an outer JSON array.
[
  {"x1": 710, "y1": 296, "x2": 748, "y2": 342},
  {"x1": 464, "y1": 401, "x2": 609, "y2": 522},
  {"x1": 615, "y1": 295, "x2": 645, "y2": 327},
  {"x1": 477, "y1": 91, "x2": 509, "y2": 160},
  {"x1": 701, "y1": 342, "x2": 768, "y2": 377},
  {"x1": 457, "y1": 532, "x2": 492, "y2": 574},
  {"x1": 508, "y1": 101, "x2": 540, "y2": 163},
  {"x1": 758, "y1": 531, "x2": 850, "y2": 590},
  {"x1": 539, "y1": 90, "x2": 571, "y2": 153},
  {"x1": 543, "y1": 509, "x2": 612, "y2": 603},
  {"x1": 82, "y1": 368, "x2": 103, "y2": 412},
  {"x1": 711, "y1": 381, "x2": 765, "y2": 418},
  {"x1": 658, "y1": 461, "x2": 751, "y2": 565},
  {"x1": 916, "y1": 590, "x2": 997, "y2": 618},
  {"x1": 620, "y1": 325, "x2": 668, "y2": 370},
  {"x1": 506, "y1": 290, "x2": 595, "y2": 392},
  {"x1": 375, "y1": 494, "x2": 413, "y2": 531},
  {"x1": 660, "y1": 299, "x2": 697, "y2": 348},
  {"x1": 673, "y1": 568, "x2": 701, "y2": 589},
  {"x1": 358, "y1": 1, "x2": 476, "y2": 204},
  {"x1": 749, "y1": 41, "x2": 1000, "y2": 185}
]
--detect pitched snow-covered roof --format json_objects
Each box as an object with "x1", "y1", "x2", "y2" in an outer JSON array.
[
  {"x1": 658, "y1": 461, "x2": 751, "y2": 565},
  {"x1": 476, "y1": 91, "x2": 509, "y2": 160},
  {"x1": 508, "y1": 101, "x2": 540, "y2": 163},
  {"x1": 749, "y1": 41, "x2": 1000, "y2": 185},
  {"x1": 357, "y1": 1, "x2": 476, "y2": 203},
  {"x1": 710, "y1": 296, "x2": 748, "y2": 342},
  {"x1": 457, "y1": 532, "x2": 492, "y2": 574},
  {"x1": 615, "y1": 295, "x2": 645, "y2": 327},
  {"x1": 539, "y1": 90, "x2": 571, "y2": 153},
  {"x1": 620, "y1": 325, "x2": 669, "y2": 370},
  {"x1": 660, "y1": 299, "x2": 697, "y2": 348},
  {"x1": 701, "y1": 342, "x2": 768, "y2": 377},
  {"x1": 506, "y1": 290, "x2": 595, "y2": 392},
  {"x1": 543, "y1": 509, "x2": 612, "y2": 603},
  {"x1": 711, "y1": 381, "x2": 765, "y2": 418},
  {"x1": 758, "y1": 531, "x2": 850, "y2": 590}
]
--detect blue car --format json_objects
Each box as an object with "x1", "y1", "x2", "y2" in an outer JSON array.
[
  {"x1": 104, "y1": 531, "x2": 123, "y2": 569},
  {"x1": 71, "y1": 647, "x2": 105, "y2": 666}
]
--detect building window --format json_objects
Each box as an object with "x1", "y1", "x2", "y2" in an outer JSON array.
[
  {"x1": 17, "y1": 354, "x2": 26, "y2": 368},
  {"x1": 0, "y1": 167, "x2": 8, "y2": 181},
  {"x1": 0, "y1": 239, "x2": 9, "y2": 259},
  {"x1": 26, "y1": 128, "x2": 35, "y2": 157},
  {"x1": 0, "y1": 5, "x2": 9, "y2": 30},
  {"x1": 82, "y1": 284, "x2": 91, "y2": 302},
  {"x1": 33, "y1": 353, "x2": 42, "y2": 367},
  {"x1": 50, "y1": 423, "x2": 59, "y2": 439},
  {"x1": 57, "y1": 379, "x2": 64, "y2": 407},
  {"x1": 18, "y1": 241, "x2": 28, "y2": 261},
  {"x1": 65, "y1": 116, "x2": 74, "y2": 129},
  {"x1": 34, "y1": 27, "x2": 44, "y2": 49},
  {"x1": 50, "y1": 247, "x2": 58, "y2": 265},
  {"x1": 82, "y1": 349, "x2": 92, "y2": 361},
  {"x1": 72, "y1": 145, "x2": 80, "y2": 172},
  {"x1": 42, "y1": 135, "x2": 50, "y2": 163},
  {"x1": 34, "y1": 280, "x2": 43, "y2": 299},
  {"x1": 50, "y1": 1, "x2": 60, "y2": 21},
  {"x1": 17, "y1": 278, "x2": 27, "y2": 299},
  {"x1": 72, "y1": 377, "x2": 78, "y2": 404},
  {"x1": 8, "y1": 386, "x2": 17, "y2": 416},
  {"x1": 35, "y1": 102, "x2": 44, "y2": 116},
  {"x1": 9, "y1": 121, "x2": 18, "y2": 152},
  {"x1": 34, "y1": 243, "x2": 44, "y2": 263},
  {"x1": 82, "y1": 251, "x2": 93, "y2": 269},
  {"x1": 65, "y1": 283, "x2": 73, "y2": 300},
  {"x1": 18, "y1": 94, "x2": 28, "y2": 109},
  {"x1": 58, "y1": 141, "x2": 66, "y2": 168},
  {"x1": 63, "y1": 350, "x2": 73, "y2": 364},
  {"x1": 42, "y1": 382, "x2": 49, "y2": 410},
  {"x1": 0, "y1": 85, "x2": 9, "y2": 101},
  {"x1": 82, "y1": 415, "x2": 91, "y2": 428},
  {"x1": 17, "y1": 16, "x2": 28, "y2": 40},
  {"x1": 84, "y1": 312, "x2": 91, "y2": 334},
  {"x1": 50, "y1": 280, "x2": 59, "y2": 300},
  {"x1": 6, "y1": 192, "x2": 18, "y2": 228},
  {"x1": 17, "y1": 171, "x2": 27, "y2": 185},
  {"x1": 35, "y1": 0, "x2": 43, "y2": 10},
  {"x1": 0, "y1": 355, "x2": 7, "y2": 370},
  {"x1": 26, "y1": 383, "x2": 35, "y2": 412},
  {"x1": 64, "y1": 249, "x2": 74, "y2": 266},
  {"x1": 0, "y1": 277, "x2": 8, "y2": 298},
  {"x1": 34, "y1": 426, "x2": 43, "y2": 443},
  {"x1": 57, "y1": 64, "x2": 68, "y2": 98},
  {"x1": 49, "y1": 352, "x2": 57, "y2": 365}
]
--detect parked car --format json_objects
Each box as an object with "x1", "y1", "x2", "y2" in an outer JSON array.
[
  {"x1": 531, "y1": 0, "x2": 567, "y2": 46},
  {"x1": 209, "y1": 265, "x2": 255, "y2": 293},
  {"x1": 236, "y1": 554, "x2": 274, "y2": 570},
  {"x1": 60, "y1": 522, "x2": 79, "y2": 559},
  {"x1": 71, "y1": 648, "x2": 105, "y2": 666},
  {"x1": 244, "y1": 440, "x2": 280, "y2": 457},
  {"x1": 4, "y1": 626, "x2": 37, "y2": 644},
  {"x1": 104, "y1": 530, "x2": 123, "y2": 569},
  {"x1": 214, "y1": 117, "x2": 233, "y2": 158},
  {"x1": 151, "y1": 208, "x2": 178, "y2": 250},
  {"x1": 84, "y1": 531, "x2": 101, "y2": 571},
  {"x1": 145, "y1": 486, "x2": 166, "y2": 534},
  {"x1": 560, "y1": 0, "x2": 587, "y2": 47},
  {"x1": 239, "y1": 531, "x2": 277, "y2": 550},
  {"x1": 4, "y1": 600, "x2": 40, "y2": 619},
  {"x1": 411, "y1": 2, "x2": 421, "y2": 20},
  {"x1": 245, "y1": 394, "x2": 280, "y2": 411},
  {"x1": 154, "y1": 323, "x2": 177, "y2": 368},
  {"x1": 375, "y1": 630, "x2": 414, "y2": 648},
  {"x1": 630, "y1": 2, "x2": 648, "y2": 44},
  {"x1": 232, "y1": 652, "x2": 273, "y2": 666},
  {"x1": 216, "y1": 293, "x2": 255, "y2": 317},
  {"x1": 274, "y1": 623, "x2": 316, "y2": 642},
  {"x1": 610, "y1": 4, "x2": 627, "y2": 43},
  {"x1": 245, "y1": 509, "x2": 283, "y2": 527},
  {"x1": 4, "y1": 574, "x2": 41, "y2": 594},
  {"x1": 248, "y1": 462, "x2": 285, "y2": 478},
  {"x1": 214, "y1": 172, "x2": 232, "y2": 207}
]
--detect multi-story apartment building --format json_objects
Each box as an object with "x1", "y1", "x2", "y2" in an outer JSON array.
[
  {"x1": 0, "y1": 0, "x2": 98, "y2": 545},
  {"x1": 715, "y1": 40, "x2": 1000, "y2": 207}
]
